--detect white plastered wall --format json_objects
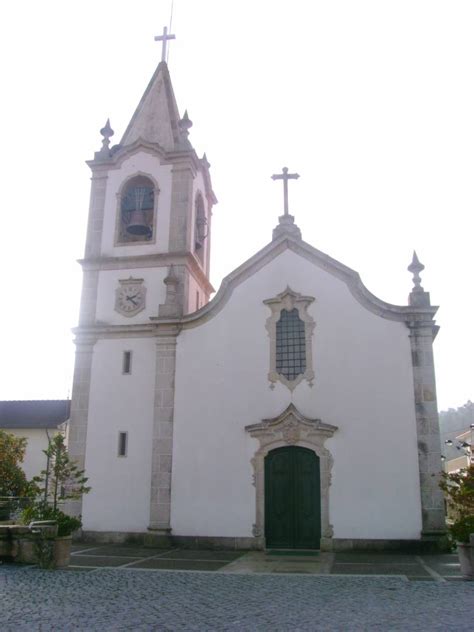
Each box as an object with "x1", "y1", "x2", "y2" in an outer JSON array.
[
  {"x1": 171, "y1": 248, "x2": 422, "y2": 540},
  {"x1": 82, "y1": 338, "x2": 156, "y2": 532},
  {"x1": 100, "y1": 152, "x2": 173, "y2": 257},
  {"x1": 9, "y1": 428, "x2": 57, "y2": 481}
]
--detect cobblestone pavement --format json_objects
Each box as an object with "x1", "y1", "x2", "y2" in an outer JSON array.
[{"x1": 0, "y1": 565, "x2": 472, "y2": 631}]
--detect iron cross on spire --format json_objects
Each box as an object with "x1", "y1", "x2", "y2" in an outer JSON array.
[
  {"x1": 271, "y1": 167, "x2": 300, "y2": 216},
  {"x1": 154, "y1": 26, "x2": 176, "y2": 62}
]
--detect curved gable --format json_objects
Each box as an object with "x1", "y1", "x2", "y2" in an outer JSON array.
[{"x1": 170, "y1": 233, "x2": 437, "y2": 330}]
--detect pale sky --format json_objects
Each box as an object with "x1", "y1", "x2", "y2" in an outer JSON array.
[{"x1": 0, "y1": 0, "x2": 472, "y2": 411}]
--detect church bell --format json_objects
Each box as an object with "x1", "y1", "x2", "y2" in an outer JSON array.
[
  {"x1": 126, "y1": 209, "x2": 151, "y2": 236},
  {"x1": 125, "y1": 186, "x2": 152, "y2": 236}
]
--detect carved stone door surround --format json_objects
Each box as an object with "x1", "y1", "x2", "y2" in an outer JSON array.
[{"x1": 245, "y1": 403, "x2": 337, "y2": 550}]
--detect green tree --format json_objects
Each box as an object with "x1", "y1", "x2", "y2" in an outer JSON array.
[
  {"x1": 33, "y1": 434, "x2": 91, "y2": 510},
  {"x1": 440, "y1": 464, "x2": 474, "y2": 543},
  {"x1": 0, "y1": 430, "x2": 30, "y2": 497}
]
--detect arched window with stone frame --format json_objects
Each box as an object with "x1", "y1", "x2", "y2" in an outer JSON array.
[
  {"x1": 264, "y1": 287, "x2": 315, "y2": 391},
  {"x1": 116, "y1": 174, "x2": 158, "y2": 244},
  {"x1": 193, "y1": 192, "x2": 208, "y2": 264}
]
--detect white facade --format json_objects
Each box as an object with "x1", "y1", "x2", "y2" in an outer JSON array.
[
  {"x1": 69, "y1": 57, "x2": 446, "y2": 549},
  {"x1": 82, "y1": 338, "x2": 156, "y2": 532},
  {"x1": 172, "y1": 249, "x2": 422, "y2": 540}
]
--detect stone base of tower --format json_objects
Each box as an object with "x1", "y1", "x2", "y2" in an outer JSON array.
[{"x1": 144, "y1": 528, "x2": 173, "y2": 549}]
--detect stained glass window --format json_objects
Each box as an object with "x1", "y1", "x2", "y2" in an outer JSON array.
[{"x1": 276, "y1": 308, "x2": 306, "y2": 381}]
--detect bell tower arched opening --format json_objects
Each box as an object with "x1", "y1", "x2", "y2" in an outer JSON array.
[{"x1": 117, "y1": 175, "x2": 157, "y2": 244}]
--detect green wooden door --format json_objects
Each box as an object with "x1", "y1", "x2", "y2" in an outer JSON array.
[{"x1": 264, "y1": 446, "x2": 321, "y2": 549}]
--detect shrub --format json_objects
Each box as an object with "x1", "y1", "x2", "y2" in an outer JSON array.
[
  {"x1": 21, "y1": 503, "x2": 82, "y2": 537},
  {"x1": 449, "y1": 515, "x2": 474, "y2": 545},
  {"x1": 440, "y1": 464, "x2": 474, "y2": 544}
]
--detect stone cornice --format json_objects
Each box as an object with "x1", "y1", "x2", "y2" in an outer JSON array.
[
  {"x1": 73, "y1": 322, "x2": 182, "y2": 342},
  {"x1": 156, "y1": 234, "x2": 439, "y2": 330},
  {"x1": 78, "y1": 251, "x2": 214, "y2": 294},
  {"x1": 87, "y1": 140, "x2": 217, "y2": 205},
  {"x1": 76, "y1": 234, "x2": 438, "y2": 338}
]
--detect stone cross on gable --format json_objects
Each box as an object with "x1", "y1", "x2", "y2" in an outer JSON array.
[
  {"x1": 154, "y1": 26, "x2": 176, "y2": 62},
  {"x1": 271, "y1": 167, "x2": 300, "y2": 216}
]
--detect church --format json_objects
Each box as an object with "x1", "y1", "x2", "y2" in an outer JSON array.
[{"x1": 68, "y1": 34, "x2": 446, "y2": 550}]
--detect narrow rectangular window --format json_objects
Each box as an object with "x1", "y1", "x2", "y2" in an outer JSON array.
[
  {"x1": 276, "y1": 308, "x2": 306, "y2": 381},
  {"x1": 122, "y1": 351, "x2": 132, "y2": 374},
  {"x1": 196, "y1": 290, "x2": 200, "y2": 311},
  {"x1": 118, "y1": 432, "x2": 128, "y2": 457}
]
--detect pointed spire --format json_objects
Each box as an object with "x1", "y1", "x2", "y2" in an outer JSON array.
[
  {"x1": 120, "y1": 62, "x2": 184, "y2": 151},
  {"x1": 408, "y1": 250, "x2": 431, "y2": 307}
]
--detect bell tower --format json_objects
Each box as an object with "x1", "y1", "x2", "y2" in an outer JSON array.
[
  {"x1": 67, "y1": 44, "x2": 217, "y2": 528},
  {"x1": 80, "y1": 57, "x2": 216, "y2": 326}
]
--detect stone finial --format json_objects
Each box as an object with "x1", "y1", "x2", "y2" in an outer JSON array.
[
  {"x1": 408, "y1": 250, "x2": 431, "y2": 307},
  {"x1": 158, "y1": 265, "x2": 182, "y2": 318},
  {"x1": 164, "y1": 265, "x2": 179, "y2": 293},
  {"x1": 179, "y1": 110, "x2": 193, "y2": 136},
  {"x1": 99, "y1": 119, "x2": 114, "y2": 154},
  {"x1": 201, "y1": 152, "x2": 210, "y2": 169},
  {"x1": 408, "y1": 251, "x2": 424, "y2": 291}
]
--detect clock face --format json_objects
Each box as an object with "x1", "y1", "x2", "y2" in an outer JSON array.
[{"x1": 115, "y1": 280, "x2": 146, "y2": 316}]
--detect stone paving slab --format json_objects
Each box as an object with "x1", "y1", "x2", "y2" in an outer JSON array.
[
  {"x1": 70, "y1": 547, "x2": 243, "y2": 572},
  {"x1": 221, "y1": 551, "x2": 333, "y2": 574},
  {"x1": 67, "y1": 545, "x2": 465, "y2": 580},
  {"x1": 160, "y1": 549, "x2": 243, "y2": 561},
  {"x1": 419, "y1": 554, "x2": 461, "y2": 577},
  {"x1": 334, "y1": 552, "x2": 420, "y2": 563},
  {"x1": 70, "y1": 555, "x2": 143, "y2": 568},
  {"x1": 73, "y1": 545, "x2": 174, "y2": 558},
  {"x1": 128, "y1": 558, "x2": 227, "y2": 571},
  {"x1": 0, "y1": 567, "x2": 472, "y2": 631}
]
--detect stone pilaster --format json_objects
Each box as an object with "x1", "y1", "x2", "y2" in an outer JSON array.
[
  {"x1": 84, "y1": 169, "x2": 108, "y2": 259},
  {"x1": 168, "y1": 164, "x2": 193, "y2": 252},
  {"x1": 146, "y1": 329, "x2": 178, "y2": 545},
  {"x1": 167, "y1": 164, "x2": 194, "y2": 314},
  {"x1": 409, "y1": 321, "x2": 446, "y2": 536},
  {"x1": 79, "y1": 168, "x2": 107, "y2": 326},
  {"x1": 67, "y1": 336, "x2": 97, "y2": 517},
  {"x1": 78, "y1": 271, "x2": 99, "y2": 326}
]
